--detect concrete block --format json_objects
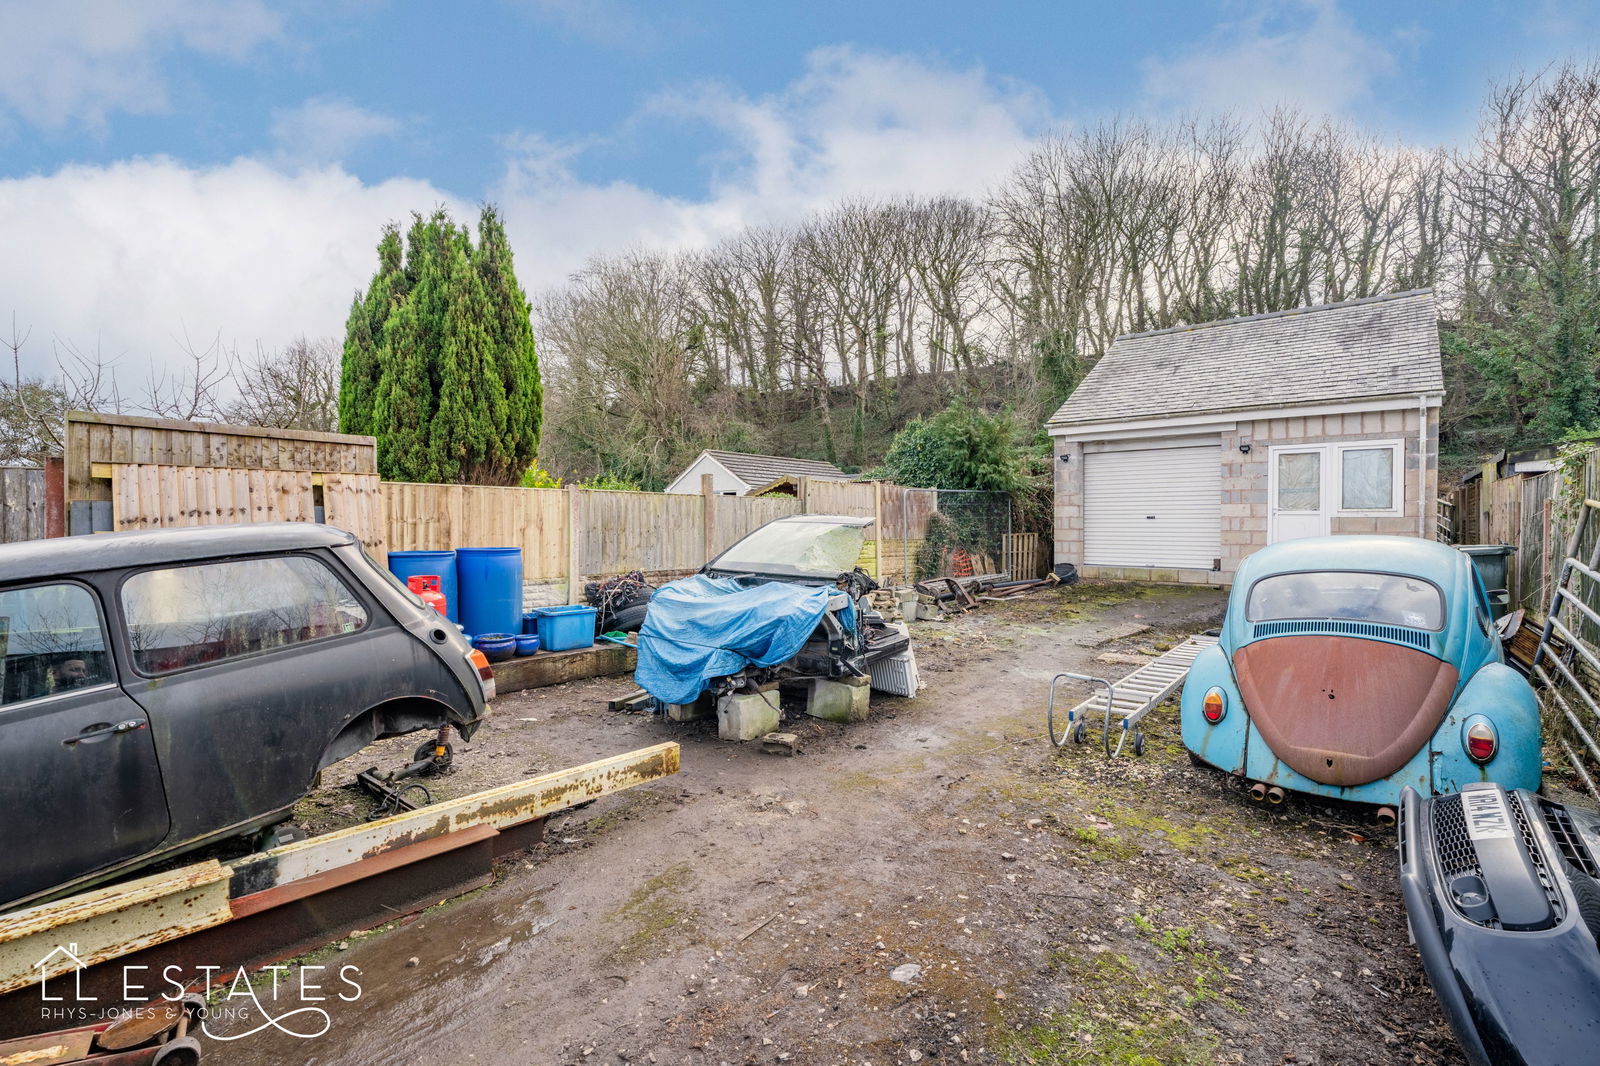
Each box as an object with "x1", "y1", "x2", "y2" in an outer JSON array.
[
  {"x1": 805, "y1": 675, "x2": 871, "y2": 723},
  {"x1": 666, "y1": 694, "x2": 715, "y2": 721},
  {"x1": 718, "y1": 689, "x2": 781, "y2": 740},
  {"x1": 762, "y1": 732, "x2": 801, "y2": 756}
]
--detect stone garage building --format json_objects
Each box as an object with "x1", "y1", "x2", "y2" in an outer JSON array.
[{"x1": 1046, "y1": 289, "x2": 1444, "y2": 586}]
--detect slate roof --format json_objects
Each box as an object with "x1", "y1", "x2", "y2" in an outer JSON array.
[
  {"x1": 704, "y1": 450, "x2": 852, "y2": 487},
  {"x1": 1046, "y1": 289, "x2": 1444, "y2": 428}
]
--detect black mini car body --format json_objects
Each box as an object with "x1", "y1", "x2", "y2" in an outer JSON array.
[
  {"x1": 1399, "y1": 782, "x2": 1600, "y2": 1065},
  {"x1": 0, "y1": 524, "x2": 491, "y2": 910}
]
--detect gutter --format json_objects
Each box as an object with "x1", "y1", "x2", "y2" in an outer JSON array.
[{"x1": 1419, "y1": 394, "x2": 1429, "y2": 539}]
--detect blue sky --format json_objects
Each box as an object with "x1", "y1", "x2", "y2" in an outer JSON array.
[{"x1": 0, "y1": 0, "x2": 1594, "y2": 383}]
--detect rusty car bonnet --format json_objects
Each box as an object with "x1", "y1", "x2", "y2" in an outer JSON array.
[{"x1": 1233, "y1": 636, "x2": 1458, "y2": 787}]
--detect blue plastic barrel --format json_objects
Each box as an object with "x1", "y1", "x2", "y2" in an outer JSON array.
[
  {"x1": 388, "y1": 550, "x2": 458, "y2": 623},
  {"x1": 456, "y1": 547, "x2": 523, "y2": 639}
]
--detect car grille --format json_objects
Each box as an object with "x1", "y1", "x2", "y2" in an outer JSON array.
[
  {"x1": 1250, "y1": 619, "x2": 1433, "y2": 650},
  {"x1": 1540, "y1": 800, "x2": 1600, "y2": 878},
  {"x1": 1431, "y1": 793, "x2": 1564, "y2": 926}
]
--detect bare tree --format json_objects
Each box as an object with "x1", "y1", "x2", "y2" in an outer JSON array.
[{"x1": 225, "y1": 337, "x2": 342, "y2": 432}]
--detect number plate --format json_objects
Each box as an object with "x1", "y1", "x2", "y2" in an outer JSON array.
[{"x1": 1462, "y1": 789, "x2": 1513, "y2": 841}]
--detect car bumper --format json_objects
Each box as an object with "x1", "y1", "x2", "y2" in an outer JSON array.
[{"x1": 1398, "y1": 785, "x2": 1600, "y2": 1066}]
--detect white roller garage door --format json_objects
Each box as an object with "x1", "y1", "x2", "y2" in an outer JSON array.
[{"x1": 1083, "y1": 443, "x2": 1222, "y2": 570}]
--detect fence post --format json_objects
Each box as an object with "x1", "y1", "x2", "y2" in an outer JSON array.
[
  {"x1": 870, "y1": 480, "x2": 882, "y2": 581},
  {"x1": 702, "y1": 474, "x2": 716, "y2": 563},
  {"x1": 566, "y1": 483, "x2": 581, "y2": 605},
  {"x1": 44, "y1": 457, "x2": 64, "y2": 538}
]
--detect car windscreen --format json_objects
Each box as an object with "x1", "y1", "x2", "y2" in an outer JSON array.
[
  {"x1": 1245, "y1": 571, "x2": 1445, "y2": 631},
  {"x1": 709, "y1": 520, "x2": 868, "y2": 577}
]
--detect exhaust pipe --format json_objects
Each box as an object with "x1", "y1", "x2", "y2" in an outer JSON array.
[
  {"x1": 1265, "y1": 786, "x2": 1286, "y2": 806},
  {"x1": 1376, "y1": 806, "x2": 1397, "y2": 827},
  {"x1": 1247, "y1": 782, "x2": 1267, "y2": 802}
]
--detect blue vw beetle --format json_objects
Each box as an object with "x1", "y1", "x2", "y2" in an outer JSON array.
[{"x1": 1181, "y1": 536, "x2": 1540, "y2": 808}]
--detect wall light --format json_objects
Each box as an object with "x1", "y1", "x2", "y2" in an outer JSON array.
[{"x1": 1238, "y1": 441, "x2": 1253, "y2": 454}]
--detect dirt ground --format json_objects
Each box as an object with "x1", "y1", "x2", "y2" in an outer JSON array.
[{"x1": 225, "y1": 583, "x2": 1468, "y2": 1066}]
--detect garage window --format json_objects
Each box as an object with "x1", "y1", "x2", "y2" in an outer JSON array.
[{"x1": 122, "y1": 556, "x2": 368, "y2": 675}]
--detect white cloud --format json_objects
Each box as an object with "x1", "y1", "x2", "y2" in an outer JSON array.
[
  {"x1": 269, "y1": 96, "x2": 403, "y2": 168},
  {"x1": 494, "y1": 46, "x2": 1056, "y2": 283},
  {"x1": 1140, "y1": 0, "x2": 1396, "y2": 118},
  {"x1": 0, "y1": 0, "x2": 283, "y2": 130},
  {"x1": 0, "y1": 48, "x2": 1054, "y2": 385},
  {"x1": 0, "y1": 158, "x2": 464, "y2": 381}
]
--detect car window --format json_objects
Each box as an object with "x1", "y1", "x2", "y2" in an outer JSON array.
[
  {"x1": 122, "y1": 556, "x2": 369, "y2": 675},
  {"x1": 1246, "y1": 571, "x2": 1445, "y2": 630},
  {"x1": 0, "y1": 583, "x2": 111, "y2": 705},
  {"x1": 710, "y1": 521, "x2": 869, "y2": 577}
]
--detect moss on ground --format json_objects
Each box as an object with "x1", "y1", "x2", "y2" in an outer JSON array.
[
  {"x1": 998, "y1": 945, "x2": 1226, "y2": 1066},
  {"x1": 609, "y1": 862, "x2": 698, "y2": 961}
]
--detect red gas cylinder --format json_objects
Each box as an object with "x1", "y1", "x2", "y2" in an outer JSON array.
[{"x1": 406, "y1": 574, "x2": 449, "y2": 618}]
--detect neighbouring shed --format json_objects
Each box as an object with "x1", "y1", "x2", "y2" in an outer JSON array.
[
  {"x1": 1046, "y1": 289, "x2": 1445, "y2": 586},
  {"x1": 664, "y1": 450, "x2": 852, "y2": 497}
]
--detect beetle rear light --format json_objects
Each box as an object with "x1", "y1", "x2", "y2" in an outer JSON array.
[
  {"x1": 1202, "y1": 687, "x2": 1226, "y2": 724},
  {"x1": 468, "y1": 649, "x2": 497, "y2": 702},
  {"x1": 1464, "y1": 719, "x2": 1496, "y2": 763}
]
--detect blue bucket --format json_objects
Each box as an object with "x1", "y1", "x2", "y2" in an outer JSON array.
[
  {"x1": 456, "y1": 547, "x2": 523, "y2": 640},
  {"x1": 388, "y1": 550, "x2": 458, "y2": 623}
]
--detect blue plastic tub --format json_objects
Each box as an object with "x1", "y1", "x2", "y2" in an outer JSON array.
[
  {"x1": 514, "y1": 633, "x2": 541, "y2": 656},
  {"x1": 456, "y1": 547, "x2": 523, "y2": 640},
  {"x1": 532, "y1": 605, "x2": 597, "y2": 651},
  {"x1": 388, "y1": 550, "x2": 458, "y2": 623},
  {"x1": 522, "y1": 611, "x2": 541, "y2": 635}
]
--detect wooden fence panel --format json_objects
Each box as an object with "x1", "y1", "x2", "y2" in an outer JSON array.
[
  {"x1": 576, "y1": 490, "x2": 707, "y2": 578},
  {"x1": 110, "y1": 465, "x2": 320, "y2": 537},
  {"x1": 708, "y1": 495, "x2": 801, "y2": 557},
  {"x1": 802, "y1": 479, "x2": 875, "y2": 517},
  {"x1": 379, "y1": 483, "x2": 566, "y2": 577},
  {"x1": 0, "y1": 468, "x2": 45, "y2": 544},
  {"x1": 323, "y1": 473, "x2": 386, "y2": 556}
]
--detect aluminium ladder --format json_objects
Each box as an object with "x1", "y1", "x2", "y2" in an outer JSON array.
[{"x1": 1046, "y1": 633, "x2": 1219, "y2": 757}]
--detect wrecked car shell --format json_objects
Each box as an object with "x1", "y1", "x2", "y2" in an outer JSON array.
[{"x1": 0, "y1": 523, "x2": 488, "y2": 911}]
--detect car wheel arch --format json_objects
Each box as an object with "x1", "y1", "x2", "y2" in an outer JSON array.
[{"x1": 317, "y1": 695, "x2": 458, "y2": 771}]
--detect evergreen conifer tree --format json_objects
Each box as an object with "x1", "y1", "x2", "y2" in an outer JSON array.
[{"x1": 340, "y1": 207, "x2": 543, "y2": 483}]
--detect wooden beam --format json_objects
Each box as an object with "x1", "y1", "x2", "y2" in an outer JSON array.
[
  {"x1": 491, "y1": 642, "x2": 635, "y2": 694},
  {"x1": 66, "y1": 409, "x2": 376, "y2": 448}
]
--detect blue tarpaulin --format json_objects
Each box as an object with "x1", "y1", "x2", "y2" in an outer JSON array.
[{"x1": 634, "y1": 574, "x2": 851, "y2": 705}]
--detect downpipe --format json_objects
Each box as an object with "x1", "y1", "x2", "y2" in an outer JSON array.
[
  {"x1": 1247, "y1": 782, "x2": 1268, "y2": 802},
  {"x1": 1265, "y1": 786, "x2": 1286, "y2": 806},
  {"x1": 1376, "y1": 806, "x2": 1397, "y2": 827}
]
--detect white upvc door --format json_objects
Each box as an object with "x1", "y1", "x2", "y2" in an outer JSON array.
[{"x1": 1268, "y1": 445, "x2": 1330, "y2": 543}]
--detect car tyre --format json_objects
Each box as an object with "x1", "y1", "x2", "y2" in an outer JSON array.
[
  {"x1": 151, "y1": 1037, "x2": 202, "y2": 1066},
  {"x1": 607, "y1": 603, "x2": 650, "y2": 633}
]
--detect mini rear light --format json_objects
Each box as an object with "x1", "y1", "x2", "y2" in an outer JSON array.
[
  {"x1": 467, "y1": 649, "x2": 497, "y2": 701},
  {"x1": 1464, "y1": 718, "x2": 1497, "y2": 763},
  {"x1": 1202, "y1": 687, "x2": 1226, "y2": 723}
]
